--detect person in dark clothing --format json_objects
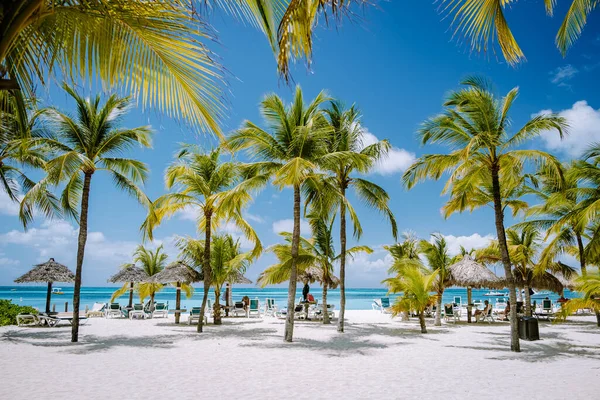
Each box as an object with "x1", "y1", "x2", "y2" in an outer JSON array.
[{"x1": 302, "y1": 282, "x2": 310, "y2": 302}]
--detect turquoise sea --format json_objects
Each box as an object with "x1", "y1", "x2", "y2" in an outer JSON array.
[{"x1": 0, "y1": 286, "x2": 577, "y2": 312}]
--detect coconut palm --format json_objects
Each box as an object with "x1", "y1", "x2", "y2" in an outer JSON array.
[
  {"x1": 383, "y1": 265, "x2": 438, "y2": 334},
  {"x1": 20, "y1": 84, "x2": 152, "y2": 342},
  {"x1": 177, "y1": 234, "x2": 252, "y2": 325},
  {"x1": 440, "y1": 0, "x2": 598, "y2": 65},
  {"x1": 134, "y1": 245, "x2": 168, "y2": 309},
  {"x1": 556, "y1": 269, "x2": 600, "y2": 327},
  {"x1": 312, "y1": 100, "x2": 397, "y2": 333},
  {"x1": 142, "y1": 145, "x2": 263, "y2": 333},
  {"x1": 0, "y1": 1, "x2": 286, "y2": 133},
  {"x1": 227, "y1": 86, "x2": 333, "y2": 342},
  {"x1": 402, "y1": 77, "x2": 567, "y2": 352},
  {"x1": 419, "y1": 234, "x2": 451, "y2": 326}
]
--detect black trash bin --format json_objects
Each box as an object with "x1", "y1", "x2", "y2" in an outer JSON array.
[{"x1": 518, "y1": 316, "x2": 540, "y2": 341}]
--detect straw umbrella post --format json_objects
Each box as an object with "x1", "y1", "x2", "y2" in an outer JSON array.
[
  {"x1": 447, "y1": 255, "x2": 505, "y2": 323},
  {"x1": 108, "y1": 264, "x2": 150, "y2": 308},
  {"x1": 224, "y1": 273, "x2": 252, "y2": 317},
  {"x1": 14, "y1": 258, "x2": 75, "y2": 313},
  {"x1": 149, "y1": 261, "x2": 202, "y2": 323}
]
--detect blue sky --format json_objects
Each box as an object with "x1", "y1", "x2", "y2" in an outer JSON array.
[{"x1": 1, "y1": 2, "x2": 600, "y2": 287}]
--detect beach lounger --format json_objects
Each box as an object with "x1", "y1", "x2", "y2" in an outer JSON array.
[
  {"x1": 106, "y1": 303, "x2": 123, "y2": 318},
  {"x1": 86, "y1": 302, "x2": 106, "y2": 318},
  {"x1": 152, "y1": 302, "x2": 169, "y2": 318},
  {"x1": 16, "y1": 313, "x2": 39, "y2": 327},
  {"x1": 129, "y1": 303, "x2": 147, "y2": 320},
  {"x1": 231, "y1": 301, "x2": 247, "y2": 317},
  {"x1": 313, "y1": 304, "x2": 336, "y2": 320},
  {"x1": 477, "y1": 304, "x2": 494, "y2": 323},
  {"x1": 372, "y1": 297, "x2": 392, "y2": 314},
  {"x1": 534, "y1": 299, "x2": 556, "y2": 321},
  {"x1": 187, "y1": 307, "x2": 208, "y2": 325},
  {"x1": 444, "y1": 304, "x2": 459, "y2": 323},
  {"x1": 248, "y1": 298, "x2": 260, "y2": 318},
  {"x1": 264, "y1": 298, "x2": 278, "y2": 317}
]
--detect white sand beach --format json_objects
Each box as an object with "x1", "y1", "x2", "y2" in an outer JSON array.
[{"x1": 1, "y1": 311, "x2": 599, "y2": 400}]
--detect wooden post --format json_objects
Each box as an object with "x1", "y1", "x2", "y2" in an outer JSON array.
[
  {"x1": 52, "y1": 304, "x2": 56, "y2": 312},
  {"x1": 65, "y1": 302, "x2": 68, "y2": 312},
  {"x1": 175, "y1": 282, "x2": 181, "y2": 324},
  {"x1": 45, "y1": 281, "x2": 52, "y2": 313},
  {"x1": 467, "y1": 287, "x2": 472, "y2": 323},
  {"x1": 128, "y1": 281, "x2": 134, "y2": 308}
]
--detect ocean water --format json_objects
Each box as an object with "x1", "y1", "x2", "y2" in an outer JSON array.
[{"x1": 0, "y1": 286, "x2": 577, "y2": 312}]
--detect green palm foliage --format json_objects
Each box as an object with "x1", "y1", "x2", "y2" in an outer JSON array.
[
  {"x1": 177, "y1": 234, "x2": 251, "y2": 325},
  {"x1": 227, "y1": 86, "x2": 332, "y2": 342},
  {"x1": 440, "y1": 0, "x2": 598, "y2": 64},
  {"x1": 419, "y1": 234, "x2": 451, "y2": 326},
  {"x1": 383, "y1": 266, "x2": 438, "y2": 334},
  {"x1": 0, "y1": 90, "x2": 53, "y2": 206},
  {"x1": 142, "y1": 145, "x2": 263, "y2": 333},
  {"x1": 402, "y1": 77, "x2": 567, "y2": 352},
  {"x1": 0, "y1": 1, "x2": 288, "y2": 133},
  {"x1": 20, "y1": 84, "x2": 152, "y2": 342},
  {"x1": 314, "y1": 100, "x2": 397, "y2": 333},
  {"x1": 556, "y1": 269, "x2": 600, "y2": 327}
]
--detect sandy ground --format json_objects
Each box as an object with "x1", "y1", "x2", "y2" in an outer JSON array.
[{"x1": 1, "y1": 310, "x2": 599, "y2": 400}]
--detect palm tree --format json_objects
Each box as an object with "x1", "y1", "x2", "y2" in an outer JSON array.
[
  {"x1": 318, "y1": 100, "x2": 397, "y2": 333},
  {"x1": 227, "y1": 86, "x2": 332, "y2": 342},
  {"x1": 177, "y1": 234, "x2": 252, "y2": 325},
  {"x1": 556, "y1": 269, "x2": 600, "y2": 327},
  {"x1": 142, "y1": 145, "x2": 263, "y2": 333},
  {"x1": 419, "y1": 234, "x2": 451, "y2": 326},
  {"x1": 440, "y1": 0, "x2": 598, "y2": 65},
  {"x1": 383, "y1": 265, "x2": 438, "y2": 334},
  {"x1": 402, "y1": 77, "x2": 567, "y2": 352},
  {"x1": 0, "y1": 90, "x2": 57, "y2": 214},
  {"x1": 0, "y1": 1, "x2": 285, "y2": 133},
  {"x1": 20, "y1": 84, "x2": 152, "y2": 342}
]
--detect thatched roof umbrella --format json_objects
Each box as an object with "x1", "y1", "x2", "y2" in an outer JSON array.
[
  {"x1": 14, "y1": 258, "x2": 75, "y2": 313},
  {"x1": 447, "y1": 255, "x2": 505, "y2": 323},
  {"x1": 554, "y1": 271, "x2": 577, "y2": 292},
  {"x1": 108, "y1": 264, "x2": 149, "y2": 308},
  {"x1": 514, "y1": 270, "x2": 564, "y2": 295},
  {"x1": 149, "y1": 261, "x2": 202, "y2": 324}
]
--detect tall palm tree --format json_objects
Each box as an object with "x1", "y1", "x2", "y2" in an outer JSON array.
[
  {"x1": 142, "y1": 145, "x2": 263, "y2": 333},
  {"x1": 177, "y1": 234, "x2": 252, "y2": 325},
  {"x1": 227, "y1": 86, "x2": 333, "y2": 342},
  {"x1": 20, "y1": 84, "x2": 152, "y2": 342},
  {"x1": 402, "y1": 77, "x2": 567, "y2": 352},
  {"x1": 418, "y1": 234, "x2": 451, "y2": 326},
  {"x1": 0, "y1": 1, "x2": 285, "y2": 133},
  {"x1": 440, "y1": 0, "x2": 598, "y2": 65},
  {"x1": 318, "y1": 100, "x2": 397, "y2": 333},
  {"x1": 383, "y1": 265, "x2": 438, "y2": 334}
]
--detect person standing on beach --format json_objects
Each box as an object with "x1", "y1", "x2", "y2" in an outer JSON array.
[{"x1": 302, "y1": 282, "x2": 310, "y2": 302}]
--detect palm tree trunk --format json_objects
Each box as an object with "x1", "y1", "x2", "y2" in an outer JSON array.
[
  {"x1": 596, "y1": 312, "x2": 600, "y2": 327},
  {"x1": 419, "y1": 311, "x2": 427, "y2": 333},
  {"x1": 214, "y1": 287, "x2": 222, "y2": 325},
  {"x1": 524, "y1": 283, "x2": 532, "y2": 317},
  {"x1": 71, "y1": 172, "x2": 92, "y2": 343},
  {"x1": 284, "y1": 184, "x2": 301, "y2": 342},
  {"x1": 435, "y1": 290, "x2": 443, "y2": 326},
  {"x1": 45, "y1": 281, "x2": 52, "y2": 314},
  {"x1": 322, "y1": 283, "x2": 330, "y2": 324},
  {"x1": 128, "y1": 281, "x2": 134, "y2": 308},
  {"x1": 491, "y1": 164, "x2": 520, "y2": 352},
  {"x1": 576, "y1": 233, "x2": 587, "y2": 276},
  {"x1": 338, "y1": 185, "x2": 347, "y2": 333},
  {"x1": 198, "y1": 211, "x2": 212, "y2": 333},
  {"x1": 175, "y1": 282, "x2": 181, "y2": 323},
  {"x1": 150, "y1": 291, "x2": 155, "y2": 314}
]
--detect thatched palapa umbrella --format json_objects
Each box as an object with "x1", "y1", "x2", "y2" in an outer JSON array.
[
  {"x1": 108, "y1": 264, "x2": 150, "y2": 308},
  {"x1": 14, "y1": 258, "x2": 75, "y2": 313},
  {"x1": 447, "y1": 255, "x2": 504, "y2": 323},
  {"x1": 513, "y1": 270, "x2": 564, "y2": 295},
  {"x1": 149, "y1": 261, "x2": 202, "y2": 323}
]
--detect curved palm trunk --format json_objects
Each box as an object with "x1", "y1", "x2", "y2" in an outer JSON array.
[
  {"x1": 524, "y1": 282, "x2": 532, "y2": 317},
  {"x1": 491, "y1": 164, "x2": 520, "y2": 352},
  {"x1": 418, "y1": 311, "x2": 427, "y2": 333},
  {"x1": 284, "y1": 184, "x2": 301, "y2": 342},
  {"x1": 175, "y1": 282, "x2": 181, "y2": 323},
  {"x1": 322, "y1": 283, "x2": 330, "y2": 324},
  {"x1": 214, "y1": 287, "x2": 222, "y2": 325},
  {"x1": 338, "y1": 185, "x2": 347, "y2": 333},
  {"x1": 198, "y1": 212, "x2": 212, "y2": 333},
  {"x1": 71, "y1": 172, "x2": 92, "y2": 343},
  {"x1": 45, "y1": 282, "x2": 52, "y2": 314},
  {"x1": 435, "y1": 290, "x2": 443, "y2": 326},
  {"x1": 576, "y1": 233, "x2": 587, "y2": 277},
  {"x1": 128, "y1": 282, "x2": 134, "y2": 308},
  {"x1": 150, "y1": 291, "x2": 155, "y2": 314}
]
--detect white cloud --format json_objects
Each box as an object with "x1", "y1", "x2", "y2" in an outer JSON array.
[
  {"x1": 438, "y1": 233, "x2": 495, "y2": 256},
  {"x1": 218, "y1": 222, "x2": 253, "y2": 249},
  {"x1": 536, "y1": 100, "x2": 600, "y2": 157},
  {"x1": 178, "y1": 205, "x2": 199, "y2": 222},
  {"x1": 272, "y1": 219, "x2": 311, "y2": 235},
  {"x1": 360, "y1": 129, "x2": 416, "y2": 175},
  {"x1": 0, "y1": 188, "x2": 20, "y2": 216},
  {"x1": 245, "y1": 212, "x2": 264, "y2": 224},
  {"x1": 347, "y1": 247, "x2": 394, "y2": 273},
  {"x1": 0, "y1": 257, "x2": 19, "y2": 266},
  {"x1": 549, "y1": 64, "x2": 578, "y2": 85}
]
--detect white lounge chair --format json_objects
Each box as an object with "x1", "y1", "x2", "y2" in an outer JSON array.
[
  {"x1": 248, "y1": 298, "x2": 260, "y2": 318},
  {"x1": 187, "y1": 307, "x2": 208, "y2": 325},
  {"x1": 106, "y1": 303, "x2": 123, "y2": 318},
  {"x1": 476, "y1": 303, "x2": 494, "y2": 323},
  {"x1": 86, "y1": 302, "x2": 106, "y2": 318},
  {"x1": 231, "y1": 301, "x2": 247, "y2": 317},
  {"x1": 372, "y1": 297, "x2": 392, "y2": 314},
  {"x1": 16, "y1": 313, "x2": 39, "y2": 327},
  {"x1": 444, "y1": 303, "x2": 459, "y2": 323},
  {"x1": 264, "y1": 298, "x2": 278, "y2": 317},
  {"x1": 152, "y1": 302, "x2": 169, "y2": 318},
  {"x1": 129, "y1": 303, "x2": 147, "y2": 320}
]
